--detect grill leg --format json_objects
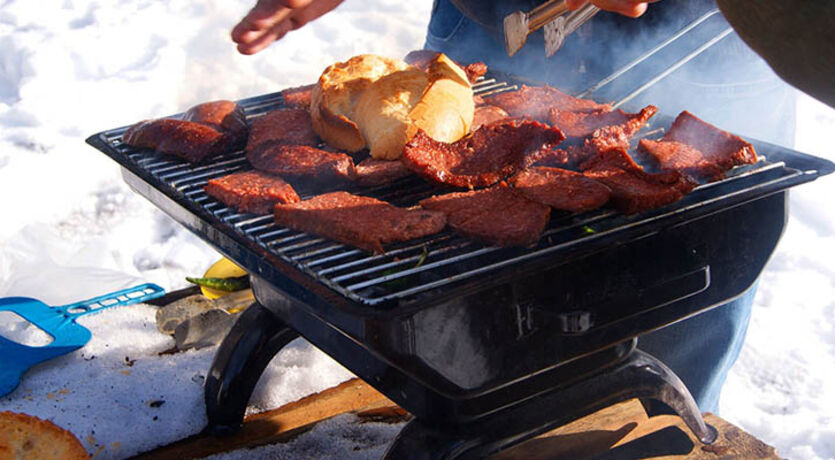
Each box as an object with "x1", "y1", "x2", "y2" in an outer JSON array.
[
  {"x1": 203, "y1": 302, "x2": 299, "y2": 436},
  {"x1": 384, "y1": 348, "x2": 716, "y2": 459}
]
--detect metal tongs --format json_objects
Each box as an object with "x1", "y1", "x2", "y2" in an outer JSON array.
[{"x1": 504, "y1": 0, "x2": 601, "y2": 57}]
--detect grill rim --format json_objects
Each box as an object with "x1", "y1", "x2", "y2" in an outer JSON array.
[{"x1": 85, "y1": 87, "x2": 834, "y2": 317}]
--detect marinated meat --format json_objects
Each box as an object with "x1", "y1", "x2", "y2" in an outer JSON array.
[
  {"x1": 528, "y1": 144, "x2": 596, "y2": 169},
  {"x1": 487, "y1": 85, "x2": 611, "y2": 121},
  {"x1": 247, "y1": 144, "x2": 356, "y2": 182},
  {"x1": 420, "y1": 185, "x2": 551, "y2": 247},
  {"x1": 463, "y1": 61, "x2": 488, "y2": 82},
  {"x1": 246, "y1": 108, "x2": 319, "y2": 151},
  {"x1": 403, "y1": 50, "x2": 487, "y2": 83},
  {"x1": 664, "y1": 111, "x2": 758, "y2": 169},
  {"x1": 472, "y1": 105, "x2": 509, "y2": 131},
  {"x1": 123, "y1": 119, "x2": 228, "y2": 163},
  {"x1": 281, "y1": 84, "x2": 315, "y2": 110},
  {"x1": 182, "y1": 100, "x2": 248, "y2": 143},
  {"x1": 205, "y1": 170, "x2": 300, "y2": 214},
  {"x1": 510, "y1": 167, "x2": 611, "y2": 213},
  {"x1": 549, "y1": 105, "x2": 658, "y2": 140},
  {"x1": 638, "y1": 139, "x2": 726, "y2": 182},
  {"x1": 123, "y1": 100, "x2": 248, "y2": 163},
  {"x1": 572, "y1": 105, "x2": 659, "y2": 166},
  {"x1": 636, "y1": 111, "x2": 757, "y2": 183},
  {"x1": 402, "y1": 119, "x2": 565, "y2": 189},
  {"x1": 581, "y1": 148, "x2": 695, "y2": 214},
  {"x1": 274, "y1": 191, "x2": 447, "y2": 253},
  {"x1": 354, "y1": 158, "x2": 413, "y2": 186}
]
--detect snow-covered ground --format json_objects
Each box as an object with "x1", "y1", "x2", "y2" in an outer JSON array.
[{"x1": 0, "y1": 1, "x2": 833, "y2": 458}]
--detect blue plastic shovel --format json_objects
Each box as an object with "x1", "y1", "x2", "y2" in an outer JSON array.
[{"x1": 0, "y1": 283, "x2": 165, "y2": 398}]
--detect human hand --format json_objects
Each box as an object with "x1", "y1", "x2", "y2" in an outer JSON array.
[
  {"x1": 565, "y1": 0, "x2": 660, "y2": 18},
  {"x1": 231, "y1": 0, "x2": 345, "y2": 55}
]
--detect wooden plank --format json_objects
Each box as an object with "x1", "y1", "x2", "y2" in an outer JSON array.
[
  {"x1": 493, "y1": 399, "x2": 781, "y2": 459},
  {"x1": 136, "y1": 378, "x2": 393, "y2": 460},
  {"x1": 138, "y1": 379, "x2": 780, "y2": 459}
]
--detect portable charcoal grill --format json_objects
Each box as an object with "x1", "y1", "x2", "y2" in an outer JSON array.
[{"x1": 86, "y1": 10, "x2": 834, "y2": 458}]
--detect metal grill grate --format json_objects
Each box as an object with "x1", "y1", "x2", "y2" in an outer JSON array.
[{"x1": 88, "y1": 73, "x2": 813, "y2": 308}]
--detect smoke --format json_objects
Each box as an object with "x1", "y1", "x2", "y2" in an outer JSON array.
[{"x1": 427, "y1": 0, "x2": 797, "y2": 147}]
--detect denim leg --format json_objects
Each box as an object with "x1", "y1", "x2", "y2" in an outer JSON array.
[
  {"x1": 637, "y1": 283, "x2": 756, "y2": 413},
  {"x1": 424, "y1": 0, "x2": 792, "y2": 415}
]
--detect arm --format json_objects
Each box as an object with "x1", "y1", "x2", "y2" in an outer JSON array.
[
  {"x1": 234, "y1": 0, "x2": 661, "y2": 55},
  {"x1": 715, "y1": 1, "x2": 835, "y2": 109},
  {"x1": 231, "y1": 0, "x2": 344, "y2": 55}
]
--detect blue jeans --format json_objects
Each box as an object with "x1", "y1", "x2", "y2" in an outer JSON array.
[{"x1": 425, "y1": 0, "x2": 796, "y2": 413}]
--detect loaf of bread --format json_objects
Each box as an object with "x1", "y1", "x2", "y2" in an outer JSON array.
[
  {"x1": 0, "y1": 411, "x2": 89, "y2": 459},
  {"x1": 354, "y1": 66, "x2": 429, "y2": 160},
  {"x1": 310, "y1": 54, "x2": 410, "y2": 152},
  {"x1": 405, "y1": 53, "x2": 474, "y2": 152},
  {"x1": 311, "y1": 53, "x2": 474, "y2": 159}
]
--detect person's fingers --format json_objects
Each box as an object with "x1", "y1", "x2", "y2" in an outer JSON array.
[
  {"x1": 235, "y1": 0, "x2": 345, "y2": 54},
  {"x1": 284, "y1": 0, "x2": 344, "y2": 31},
  {"x1": 565, "y1": 0, "x2": 587, "y2": 10},
  {"x1": 232, "y1": 0, "x2": 319, "y2": 44},
  {"x1": 232, "y1": 0, "x2": 291, "y2": 44},
  {"x1": 567, "y1": 0, "x2": 653, "y2": 18},
  {"x1": 236, "y1": 21, "x2": 293, "y2": 55}
]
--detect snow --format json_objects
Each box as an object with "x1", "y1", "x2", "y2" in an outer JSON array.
[{"x1": 0, "y1": 0, "x2": 833, "y2": 458}]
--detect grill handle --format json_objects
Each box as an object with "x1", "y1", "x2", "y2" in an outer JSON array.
[{"x1": 204, "y1": 302, "x2": 299, "y2": 435}]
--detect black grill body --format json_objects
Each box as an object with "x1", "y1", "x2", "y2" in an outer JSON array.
[
  {"x1": 246, "y1": 190, "x2": 786, "y2": 423},
  {"x1": 87, "y1": 71, "x2": 834, "y2": 456}
]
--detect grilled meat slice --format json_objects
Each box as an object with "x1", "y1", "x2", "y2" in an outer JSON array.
[
  {"x1": 123, "y1": 100, "x2": 247, "y2": 163},
  {"x1": 246, "y1": 108, "x2": 319, "y2": 150},
  {"x1": 281, "y1": 84, "x2": 315, "y2": 110},
  {"x1": 420, "y1": 185, "x2": 551, "y2": 247},
  {"x1": 123, "y1": 119, "x2": 229, "y2": 163},
  {"x1": 637, "y1": 111, "x2": 757, "y2": 183},
  {"x1": 487, "y1": 85, "x2": 611, "y2": 121},
  {"x1": 581, "y1": 148, "x2": 695, "y2": 214},
  {"x1": 638, "y1": 139, "x2": 727, "y2": 182},
  {"x1": 353, "y1": 158, "x2": 413, "y2": 187},
  {"x1": 182, "y1": 100, "x2": 248, "y2": 143},
  {"x1": 402, "y1": 119, "x2": 565, "y2": 189},
  {"x1": 664, "y1": 111, "x2": 758, "y2": 169},
  {"x1": 510, "y1": 167, "x2": 611, "y2": 213},
  {"x1": 526, "y1": 145, "x2": 593, "y2": 169},
  {"x1": 274, "y1": 191, "x2": 446, "y2": 253},
  {"x1": 562, "y1": 105, "x2": 658, "y2": 169},
  {"x1": 463, "y1": 61, "x2": 488, "y2": 83},
  {"x1": 471, "y1": 105, "x2": 510, "y2": 131},
  {"x1": 247, "y1": 144, "x2": 356, "y2": 183},
  {"x1": 549, "y1": 105, "x2": 658, "y2": 140},
  {"x1": 205, "y1": 170, "x2": 300, "y2": 214}
]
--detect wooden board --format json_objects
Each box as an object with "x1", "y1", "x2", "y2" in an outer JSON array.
[
  {"x1": 135, "y1": 379, "x2": 398, "y2": 460},
  {"x1": 494, "y1": 399, "x2": 781, "y2": 459},
  {"x1": 138, "y1": 378, "x2": 779, "y2": 459}
]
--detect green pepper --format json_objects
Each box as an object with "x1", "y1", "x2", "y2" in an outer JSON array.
[
  {"x1": 185, "y1": 275, "x2": 250, "y2": 292},
  {"x1": 381, "y1": 246, "x2": 430, "y2": 291}
]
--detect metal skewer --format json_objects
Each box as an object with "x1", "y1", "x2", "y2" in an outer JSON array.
[
  {"x1": 577, "y1": 9, "x2": 722, "y2": 99},
  {"x1": 613, "y1": 27, "x2": 733, "y2": 108}
]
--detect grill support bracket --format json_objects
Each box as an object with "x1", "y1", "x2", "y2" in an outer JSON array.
[
  {"x1": 383, "y1": 345, "x2": 716, "y2": 459},
  {"x1": 204, "y1": 302, "x2": 300, "y2": 435}
]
